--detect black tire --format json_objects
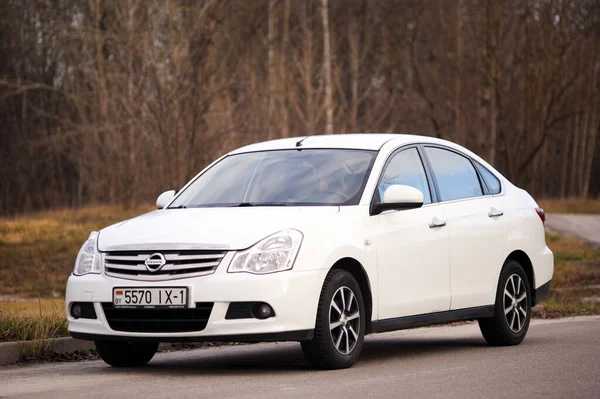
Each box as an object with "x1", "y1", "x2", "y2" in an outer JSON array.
[
  {"x1": 478, "y1": 260, "x2": 532, "y2": 346},
  {"x1": 301, "y1": 269, "x2": 366, "y2": 369},
  {"x1": 95, "y1": 340, "x2": 158, "y2": 367}
]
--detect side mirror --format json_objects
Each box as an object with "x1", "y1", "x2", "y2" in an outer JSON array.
[
  {"x1": 371, "y1": 185, "x2": 424, "y2": 215},
  {"x1": 156, "y1": 190, "x2": 176, "y2": 209}
]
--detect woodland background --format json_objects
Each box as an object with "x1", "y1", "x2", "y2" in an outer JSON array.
[{"x1": 1, "y1": 0, "x2": 599, "y2": 216}]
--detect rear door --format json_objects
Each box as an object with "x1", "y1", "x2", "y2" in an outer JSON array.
[
  {"x1": 368, "y1": 146, "x2": 451, "y2": 319},
  {"x1": 423, "y1": 146, "x2": 509, "y2": 310}
]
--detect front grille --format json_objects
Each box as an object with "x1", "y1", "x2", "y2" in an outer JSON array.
[
  {"x1": 104, "y1": 250, "x2": 227, "y2": 281},
  {"x1": 102, "y1": 302, "x2": 213, "y2": 333}
]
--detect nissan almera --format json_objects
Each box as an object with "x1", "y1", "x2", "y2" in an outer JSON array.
[{"x1": 65, "y1": 134, "x2": 553, "y2": 369}]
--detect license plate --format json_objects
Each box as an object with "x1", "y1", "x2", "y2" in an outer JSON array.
[{"x1": 113, "y1": 287, "x2": 188, "y2": 308}]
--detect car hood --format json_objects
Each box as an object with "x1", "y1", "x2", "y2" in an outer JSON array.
[{"x1": 97, "y1": 207, "x2": 340, "y2": 251}]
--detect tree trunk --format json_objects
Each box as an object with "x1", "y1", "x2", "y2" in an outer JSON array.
[
  {"x1": 280, "y1": 0, "x2": 291, "y2": 137},
  {"x1": 578, "y1": 110, "x2": 590, "y2": 196},
  {"x1": 455, "y1": 0, "x2": 463, "y2": 145},
  {"x1": 489, "y1": 83, "x2": 497, "y2": 165},
  {"x1": 303, "y1": 1, "x2": 313, "y2": 131},
  {"x1": 582, "y1": 62, "x2": 600, "y2": 198},
  {"x1": 91, "y1": 0, "x2": 108, "y2": 118},
  {"x1": 349, "y1": 13, "x2": 359, "y2": 131},
  {"x1": 267, "y1": 0, "x2": 277, "y2": 139},
  {"x1": 569, "y1": 113, "x2": 580, "y2": 196},
  {"x1": 321, "y1": 0, "x2": 333, "y2": 135},
  {"x1": 126, "y1": 0, "x2": 138, "y2": 208},
  {"x1": 583, "y1": 119, "x2": 599, "y2": 199},
  {"x1": 559, "y1": 130, "x2": 572, "y2": 199}
]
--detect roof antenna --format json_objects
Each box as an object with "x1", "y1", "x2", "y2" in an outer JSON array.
[{"x1": 296, "y1": 109, "x2": 350, "y2": 147}]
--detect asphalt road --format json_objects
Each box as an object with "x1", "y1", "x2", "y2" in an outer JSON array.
[
  {"x1": 546, "y1": 213, "x2": 600, "y2": 247},
  {"x1": 1, "y1": 316, "x2": 599, "y2": 398}
]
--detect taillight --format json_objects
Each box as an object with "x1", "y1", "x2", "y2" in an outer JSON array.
[{"x1": 535, "y1": 207, "x2": 546, "y2": 226}]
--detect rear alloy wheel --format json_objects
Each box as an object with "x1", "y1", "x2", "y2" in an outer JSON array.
[
  {"x1": 479, "y1": 260, "x2": 531, "y2": 346},
  {"x1": 504, "y1": 274, "x2": 528, "y2": 333},
  {"x1": 95, "y1": 340, "x2": 158, "y2": 367},
  {"x1": 301, "y1": 269, "x2": 365, "y2": 369}
]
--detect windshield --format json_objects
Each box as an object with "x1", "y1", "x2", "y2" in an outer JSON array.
[{"x1": 169, "y1": 149, "x2": 377, "y2": 208}]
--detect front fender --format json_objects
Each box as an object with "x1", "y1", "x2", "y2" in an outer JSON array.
[{"x1": 294, "y1": 235, "x2": 379, "y2": 320}]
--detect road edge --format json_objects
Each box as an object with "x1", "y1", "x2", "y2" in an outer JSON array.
[
  {"x1": 0, "y1": 337, "x2": 95, "y2": 365},
  {"x1": 545, "y1": 214, "x2": 600, "y2": 248},
  {"x1": 0, "y1": 337, "x2": 219, "y2": 366}
]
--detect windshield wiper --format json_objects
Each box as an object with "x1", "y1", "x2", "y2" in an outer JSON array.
[
  {"x1": 234, "y1": 202, "x2": 290, "y2": 207},
  {"x1": 170, "y1": 202, "x2": 292, "y2": 208}
]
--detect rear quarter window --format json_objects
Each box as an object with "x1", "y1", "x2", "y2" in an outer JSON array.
[{"x1": 475, "y1": 162, "x2": 502, "y2": 194}]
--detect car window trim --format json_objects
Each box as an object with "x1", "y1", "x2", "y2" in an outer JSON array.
[
  {"x1": 369, "y1": 144, "x2": 437, "y2": 215},
  {"x1": 416, "y1": 144, "x2": 440, "y2": 203}
]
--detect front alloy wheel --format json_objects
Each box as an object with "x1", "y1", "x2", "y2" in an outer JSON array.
[
  {"x1": 329, "y1": 286, "x2": 361, "y2": 355},
  {"x1": 301, "y1": 269, "x2": 366, "y2": 369}
]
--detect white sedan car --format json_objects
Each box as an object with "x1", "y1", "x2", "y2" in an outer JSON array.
[{"x1": 66, "y1": 134, "x2": 553, "y2": 369}]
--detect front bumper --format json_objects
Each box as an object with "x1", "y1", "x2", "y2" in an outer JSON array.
[
  {"x1": 66, "y1": 265, "x2": 328, "y2": 341},
  {"x1": 70, "y1": 330, "x2": 313, "y2": 342}
]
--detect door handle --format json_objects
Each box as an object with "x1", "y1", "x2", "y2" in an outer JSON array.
[
  {"x1": 488, "y1": 210, "x2": 504, "y2": 218},
  {"x1": 429, "y1": 220, "x2": 447, "y2": 228}
]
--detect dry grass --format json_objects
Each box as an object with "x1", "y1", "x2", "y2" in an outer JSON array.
[
  {"x1": 533, "y1": 232, "x2": 600, "y2": 317},
  {"x1": 0, "y1": 204, "x2": 153, "y2": 297},
  {"x1": 0, "y1": 299, "x2": 67, "y2": 342},
  {"x1": 537, "y1": 199, "x2": 600, "y2": 214},
  {"x1": 545, "y1": 232, "x2": 600, "y2": 287},
  {"x1": 0, "y1": 205, "x2": 151, "y2": 346}
]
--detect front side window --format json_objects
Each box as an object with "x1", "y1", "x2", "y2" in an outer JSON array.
[
  {"x1": 377, "y1": 148, "x2": 432, "y2": 204},
  {"x1": 425, "y1": 147, "x2": 482, "y2": 201},
  {"x1": 169, "y1": 149, "x2": 377, "y2": 208}
]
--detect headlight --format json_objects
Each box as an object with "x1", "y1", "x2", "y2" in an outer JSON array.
[
  {"x1": 228, "y1": 229, "x2": 303, "y2": 274},
  {"x1": 73, "y1": 231, "x2": 102, "y2": 276}
]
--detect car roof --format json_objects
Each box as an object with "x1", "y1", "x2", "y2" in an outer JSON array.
[{"x1": 229, "y1": 133, "x2": 452, "y2": 154}]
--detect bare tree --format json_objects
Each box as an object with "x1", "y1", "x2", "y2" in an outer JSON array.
[{"x1": 321, "y1": 0, "x2": 334, "y2": 134}]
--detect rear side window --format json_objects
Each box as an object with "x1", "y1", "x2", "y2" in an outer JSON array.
[
  {"x1": 475, "y1": 163, "x2": 501, "y2": 194},
  {"x1": 425, "y1": 147, "x2": 482, "y2": 201}
]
